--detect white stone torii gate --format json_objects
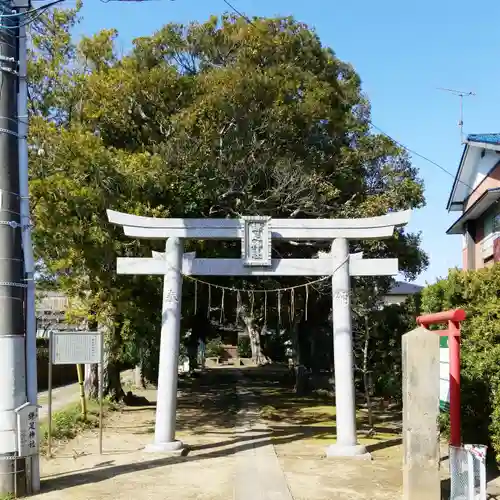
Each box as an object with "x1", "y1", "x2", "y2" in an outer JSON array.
[{"x1": 107, "y1": 209, "x2": 411, "y2": 457}]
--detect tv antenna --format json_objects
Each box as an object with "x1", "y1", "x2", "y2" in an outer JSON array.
[{"x1": 437, "y1": 87, "x2": 476, "y2": 144}]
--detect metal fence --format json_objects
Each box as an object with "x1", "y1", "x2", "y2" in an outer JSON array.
[{"x1": 450, "y1": 444, "x2": 487, "y2": 500}]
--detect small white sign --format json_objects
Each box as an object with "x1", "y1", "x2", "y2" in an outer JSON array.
[
  {"x1": 15, "y1": 403, "x2": 39, "y2": 457},
  {"x1": 51, "y1": 331, "x2": 102, "y2": 365},
  {"x1": 440, "y1": 336, "x2": 450, "y2": 411}
]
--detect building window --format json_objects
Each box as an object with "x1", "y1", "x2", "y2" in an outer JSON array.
[{"x1": 484, "y1": 206, "x2": 500, "y2": 237}]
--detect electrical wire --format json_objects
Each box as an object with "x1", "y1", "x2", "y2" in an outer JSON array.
[
  {"x1": 0, "y1": 0, "x2": 65, "y2": 30},
  {"x1": 222, "y1": 0, "x2": 254, "y2": 25},
  {"x1": 219, "y1": 0, "x2": 474, "y2": 192}
]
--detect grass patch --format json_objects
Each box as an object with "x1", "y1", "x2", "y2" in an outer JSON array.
[
  {"x1": 39, "y1": 399, "x2": 116, "y2": 455},
  {"x1": 261, "y1": 396, "x2": 400, "y2": 445}
]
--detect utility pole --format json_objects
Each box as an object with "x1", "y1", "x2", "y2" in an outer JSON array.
[
  {"x1": 0, "y1": 0, "x2": 28, "y2": 495},
  {"x1": 16, "y1": 0, "x2": 40, "y2": 491}
]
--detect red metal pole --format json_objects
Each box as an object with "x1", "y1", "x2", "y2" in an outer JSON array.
[
  {"x1": 416, "y1": 309, "x2": 465, "y2": 447},
  {"x1": 448, "y1": 320, "x2": 461, "y2": 447},
  {"x1": 417, "y1": 309, "x2": 466, "y2": 326}
]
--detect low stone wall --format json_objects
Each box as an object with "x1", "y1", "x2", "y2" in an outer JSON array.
[
  {"x1": 222, "y1": 344, "x2": 238, "y2": 360},
  {"x1": 37, "y1": 349, "x2": 78, "y2": 391}
]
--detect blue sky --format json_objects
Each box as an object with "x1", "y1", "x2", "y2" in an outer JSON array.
[{"x1": 72, "y1": 0, "x2": 500, "y2": 285}]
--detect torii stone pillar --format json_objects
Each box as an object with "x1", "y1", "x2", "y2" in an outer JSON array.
[
  {"x1": 145, "y1": 237, "x2": 184, "y2": 452},
  {"x1": 327, "y1": 237, "x2": 368, "y2": 457},
  {"x1": 107, "y1": 209, "x2": 411, "y2": 457}
]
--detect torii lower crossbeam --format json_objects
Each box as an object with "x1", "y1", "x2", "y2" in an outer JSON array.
[{"x1": 116, "y1": 255, "x2": 399, "y2": 277}]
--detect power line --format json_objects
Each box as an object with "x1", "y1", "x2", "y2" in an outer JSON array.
[
  {"x1": 222, "y1": 0, "x2": 254, "y2": 25},
  {"x1": 0, "y1": 0, "x2": 66, "y2": 29},
  {"x1": 219, "y1": 0, "x2": 474, "y2": 192},
  {"x1": 368, "y1": 121, "x2": 471, "y2": 187}
]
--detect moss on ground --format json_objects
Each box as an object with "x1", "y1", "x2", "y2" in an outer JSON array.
[{"x1": 260, "y1": 393, "x2": 400, "y2": 446}]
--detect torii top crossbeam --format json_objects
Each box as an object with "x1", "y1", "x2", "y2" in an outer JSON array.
[{"x1": 106, "y1": 210, "x2": 411, "y2": 241}]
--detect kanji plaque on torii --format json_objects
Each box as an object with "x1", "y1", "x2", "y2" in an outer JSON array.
[
  {"x1": 107, "y1": 209, "x2": 411, "y2": 458},
  {"x1": 241, "y1": 216, "x2": 272, "y2": 267}
]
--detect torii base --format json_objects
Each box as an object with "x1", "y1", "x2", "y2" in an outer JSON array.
[
  {"x1": 144, "y1": 440, "x2": 184, "y2": 454},
  {"x1": 325, "y1": 443, "x2": 371, "y2": 459}
]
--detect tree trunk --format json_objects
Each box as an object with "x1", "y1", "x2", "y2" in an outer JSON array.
[
  {"x1": 100, "y1": 313, "x2": 125, "y2": 402},
  {"x1": 310, "y1": 334, "x2": 318, "y2": 374},
  {"x1": 292, "y1": 320, "x2": 308, "y2": 395},
  {"x1": 134, "y1": 364, "x2": 146, "y2": 388},
  {"x1": 237, "y1": 302, "x2": 266, "y2": 365},
  {"x1": 187, "y1": 343, "x2": 198, "y2": 373},
  {"x1": 294, "y1": 364, "x2": 308, "y2": 395},
  {"x1": 247, "y1": 323, "x2": 266, "y2": 365},
  {"x1": 84, "y1": 363, "x2": 99, "y2": 400},
  {"x1": 84, "y1": 310, "x2": 100, "y2": 399},
  {"x1": 105, "y1": 361, "x2": 124, "y2": 402}
]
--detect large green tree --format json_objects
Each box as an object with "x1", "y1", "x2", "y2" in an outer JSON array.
[{"x1": 28, "y1": 9, "x2": 428, "y2": 397}]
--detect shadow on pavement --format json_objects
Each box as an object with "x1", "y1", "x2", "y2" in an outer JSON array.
[{"x1": 40, "y1": 365, "x2": 403, "y2": 495}]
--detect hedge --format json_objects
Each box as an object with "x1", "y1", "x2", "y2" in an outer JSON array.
[{"x1": 421, "y1": 265, "x2": 500, "y2": 462}]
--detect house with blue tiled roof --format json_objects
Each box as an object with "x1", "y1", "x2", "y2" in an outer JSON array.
[{"x1": 446, "y1": 133, "x2": 500, "y2": 269}]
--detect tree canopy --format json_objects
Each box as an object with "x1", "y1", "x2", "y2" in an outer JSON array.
[{"x1": 28, "y1": 6, "x2": 428, "y2": 397}]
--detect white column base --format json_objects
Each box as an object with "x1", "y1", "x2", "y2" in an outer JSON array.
[
  {"x1": 144, "y1": 440, "x2": 184, "y2": 454},
  {"x1": 325, "y1": 443, "x2": 371, "y2": 459}
]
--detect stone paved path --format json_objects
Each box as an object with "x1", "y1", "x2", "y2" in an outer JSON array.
[
  {"x1": 33, "y1": 368, "x2": 295, "y2": 500},
  {"x1": 233, "y1": 375, "x2": 293, "y2": 500}
]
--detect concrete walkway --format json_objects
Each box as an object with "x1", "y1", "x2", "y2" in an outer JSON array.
[
  {"x1": 34, "y1": 368, "x2": 296, "y2": 500},
  {"x1": 38, "y1": 383, "x2": 81, "y2": 419},
  {"x1": 233, "y1": 373, "x2": 293, "y2": 500},
  {"x1": 37, "y1": 369, "x2": 136, "y2": 420}
]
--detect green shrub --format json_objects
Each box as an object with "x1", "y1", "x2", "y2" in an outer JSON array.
[
  {"x1": 36, "y1": 337, "x2": 49, "y2": 348},
  {"x1": 39, "y1": 400, "x2": 115, "y2": 454},
  {"x1": 205, "y1": 337, "x2": 226, "y2": 358},
  {"x1": 37, "y1": 347, "x2": 49, "y2": 360},
  {"x1": 421, "y1": 265, "x2": 500, "y2": 462},
  {"x1": 237, "y1": 336, "x2": 252, "y2": 358}
]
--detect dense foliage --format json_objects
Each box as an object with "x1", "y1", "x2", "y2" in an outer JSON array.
[
  {"x1": 28, "y1": 6, "x2": 428, "y2": 398},
  {"x1": 421, "y1": 266, "x2": 500, "y2": 462}
]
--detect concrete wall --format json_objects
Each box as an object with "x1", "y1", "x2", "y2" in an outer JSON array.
[
  {"x1": 464, "y1": 160, "x2": 500, "y2": 212},
  {"x1": 461, "y1": 152, "x2": 500, "y2": 269},
  {"x1": 36, "y1": 349, "x2": 78, "y2": 391},
  {"x1": 402, "y1": 326, "x2": 440, "y2": 499},
  {"x1": 381, "y1": 294, "x2": 408, "y2": 306},
  {"x1": 461, "y1": 213, "x2": 500, "y2": 270},
  {"x1": 475, "y1": 216, "x2": 485, "y2": 269},
  {"x1": 460, "y1": 212, "x2": 500, "y2": 271},
  {"x1": 457, "y1": 160, "x2": 500, "y2": 271}
]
